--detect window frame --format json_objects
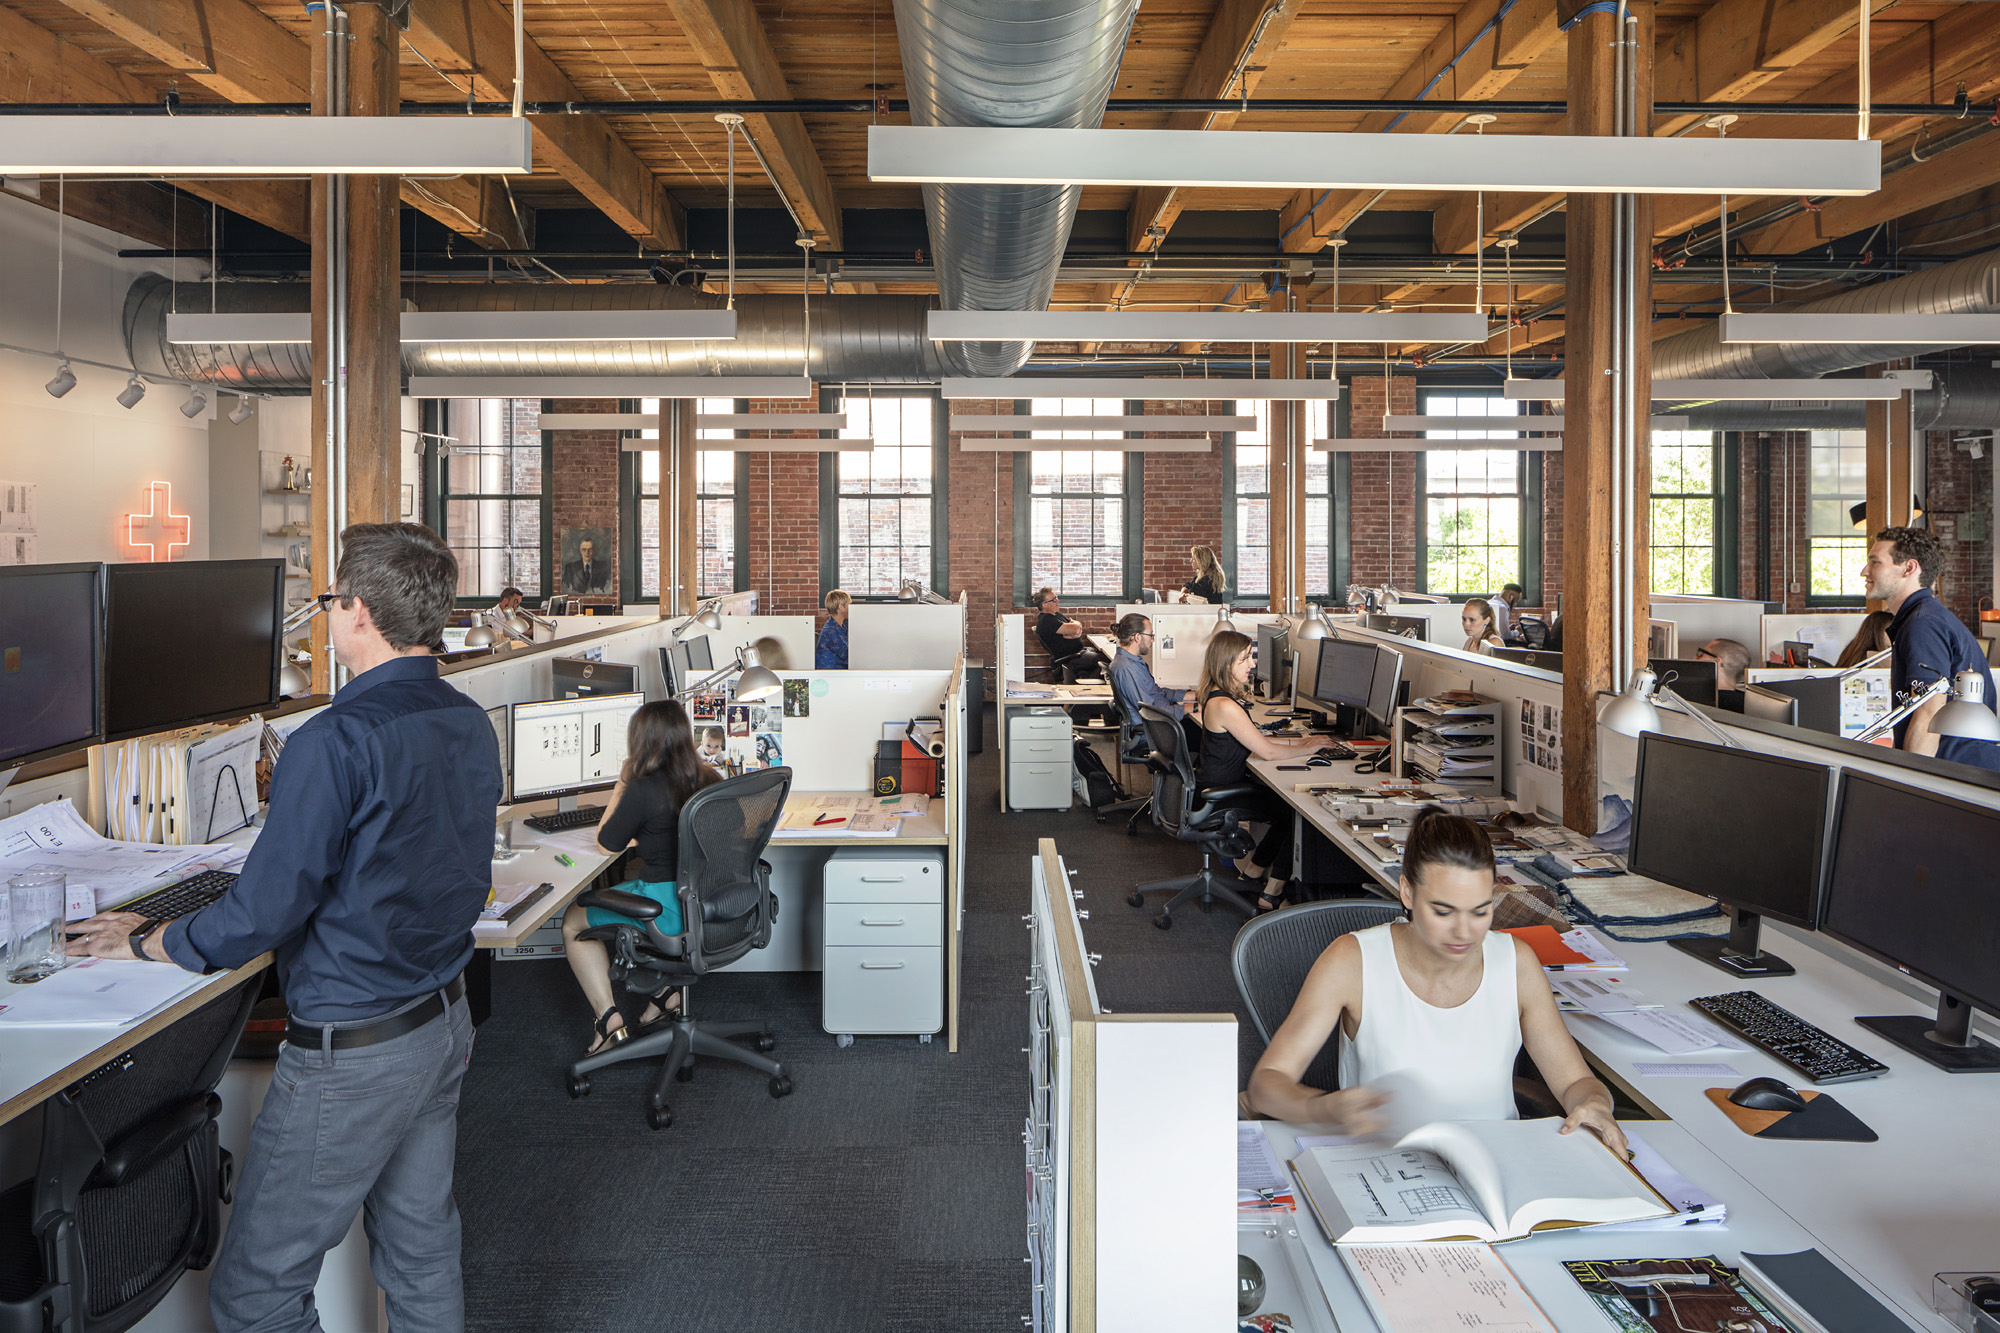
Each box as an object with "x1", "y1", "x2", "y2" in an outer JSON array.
[
  {"x1": 1412, "y1": 390, "x2": 1542, "y2": 603},
  {"x1": 1647, "y1": 430, "x2": 1740, "y2": 598},
  {"x1": 1010, "y1": 398, "x2": 1145, "y2": 605},
  {"x1": 1806, "y1": 429, "x2": 1869, "y2": 607},
  {"x1": 619, "y1": 398, "x2": 749, "y2": 604},
  {"x1": 817, "y1": 385, "x2": 949, "y2": 601},
  {"x1": 1220, "y1": 398, "x2": 1337, "y2": 606},
  {"x1": 430, "y1": 397, "x2": 553, "y2": 607}
]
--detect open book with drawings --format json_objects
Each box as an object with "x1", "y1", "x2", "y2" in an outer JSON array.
[{"x1": 1290, "y1": 1117, "x2": 1673, "y2": 1244}]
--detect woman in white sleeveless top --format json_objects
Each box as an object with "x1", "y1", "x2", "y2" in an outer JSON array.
[{"x1": 1246, "y1": 808, "x2": 1629, "y2": 1158}]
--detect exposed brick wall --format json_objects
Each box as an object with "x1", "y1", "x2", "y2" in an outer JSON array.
[
  {"x1": 1344, "y1": 375, "x2": 1421, "y2": 592},
  {"x1": 1141, "y1": 399, "x2": 1226, "y2": 598},
  {"x1": 738, "y1": 398, "x2": 822, "y2": 620},
  {"x1": 1539, "y1": 452, "x2": 1564, "y2": 611},
  {"x1": 547, "y1": 398, "x2": 620, "y2": 602},
  {"x1": 946, "y1": 399, "x2": 1013, "y2": 666},
  {"x1": 1923, "y1": 433, "x2": 1995, "y2": 626}
]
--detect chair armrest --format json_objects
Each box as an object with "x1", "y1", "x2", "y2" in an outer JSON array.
[
  {"x1": 1193, "y1": 781, "x2": 1261, "y2": 805},
  {"x1": 88, "y1": 1092, "x2": 219, "y2": 1190},
  {"x1": 577, "y1": 887, "x2": 662, "y2": 920}
]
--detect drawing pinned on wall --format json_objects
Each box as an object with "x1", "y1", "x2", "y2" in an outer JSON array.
[
  {"x1": 0, "y1": 533, "x2": 37, "y2": 566},
  {"x1": 0, "y1": 482, "x2": 36, "y2": 532},
  {"x1": 1520, "y1": 698, "x2": 1563, "y2": 774}
]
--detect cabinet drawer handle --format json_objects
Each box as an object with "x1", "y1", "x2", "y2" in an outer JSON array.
[
  {"x1": 859, "y1": 961, "x2": 906, "y2": 970},
  {"x1": 860, "y1": 917, "x2": 907, "y2": 926},
  {"x1": 858, "y1": 875, "x2": 907, "y2": 883}
]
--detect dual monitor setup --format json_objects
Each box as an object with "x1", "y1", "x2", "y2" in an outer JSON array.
[
  {"x1": 1255, "y1": 624, "x2": 1403, "y2": 740},
  {"x1": 501, "y1": 651, "x2": 652, "y2": 810},
  {"x1": 1627, "y1": 731, "x2": 2000, "y2": 1073},
  {"x1": 1, "y1": 559, "x2": 286, "y2": 771}
]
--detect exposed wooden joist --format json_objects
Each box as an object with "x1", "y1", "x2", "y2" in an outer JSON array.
[
  {"x1": 1749, "y1": 131, "x2": 2000, "y2": 255},
  {"x1": 663, "y1": 0, "x2": 842, "y2": 249},
  {"x1": 0, "y1": 175, "x2": 207, "y2": 251},
  {"x1": 406, "y1": 0, "x2": 683, "y2": 251},
  {"x1": 51, "y1": 0, "x2": 525, "y2": 248},
  {"x1": 1125, "y1": 0, "x2": 1305, "y2": 257},
  {"x1": 1280, "y1": 0, "x2": 1561, "y2": 255},
  {"x1": 0, "y1": 3, "x2": 307, "y2": 238}
]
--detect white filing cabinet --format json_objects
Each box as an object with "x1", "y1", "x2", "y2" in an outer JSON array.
[
  {"x1": 1008, "y1": 707, "x2": 1073, "y2": 810},
  {"x1": 822, "y1": 847, "x2": 944, "y2": 1039}
]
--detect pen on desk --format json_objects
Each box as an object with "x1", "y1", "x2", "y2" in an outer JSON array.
[
  {"x1": 554, "y1": 852, "x2": 575, "y2": 868},
  {"x1": 814, "y1": 815, "x2": 847, "y2": 826}
]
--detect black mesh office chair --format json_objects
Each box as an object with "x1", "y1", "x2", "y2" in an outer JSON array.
[
  {"x1": 1124, "y1": 705, "x2": 1262, "y2": 929},
  {"x1": 0, "y1": 976, "x2": 257, "y2": 1333},
  {"x1": 1094, "y1": 668, "x2": 1153, "y2": 831},
  {"x1": 565, "y1": 767, "x2": 795, "y2": 1130},
  {"x1": 1232, "y1": 900, "x2": 1405, "y2": 1093}
]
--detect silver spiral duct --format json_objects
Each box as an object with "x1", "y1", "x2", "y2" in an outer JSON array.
[
  {"x1": 1677, "y1": 364, "x2": 2000, "y2": 431},
  {"x1": 1652, "y1": 247, "x2": 2000, "y2": 382},
  {"x1": 125, "y1": 275, "x2": 952, "y2": 392},
  {"x1": 893, "y1": 0, "x2": 1142, "y2": 377}
]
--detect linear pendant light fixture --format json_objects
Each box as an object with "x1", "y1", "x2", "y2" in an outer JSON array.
[
  {"x1": 1313, "y1": 437, "x2": 1563, "y2": 451},
  {"x1": 1378, "y1": 415, "x2": 1691, "y2": 431},
  {"x1": 956, "y1": 438, "x2": 1211, "y2": 453},
  {"x1": 940, "y1": 377, "x2": 1338, "y2": 401},
  {"x1": 867, "y1": 126, "x2": 1880, "y2": 197},
  {"x1": 537, "y1": 413, "x2": 857, "y2": 430},
  {"x1": 166, "y1": 311, "x2": 738, "y2": 344},
  {"x1": 408, "y1": 376, "x2": 814, "y2": 399},
  {"x1": 4, "y1": 116, "x2": 533, "y2": 175},
  {"x1": 1719, "y1": 313, "x2": 2000, "y2": 345},
  {"x1": 948, "y1": 414, "x2": 1255, "y2": 431},
  {"x1": 621, "y1": 437, "x2": 876, "y2": 453},
  {"x1": 1503, "y1": 377, "x2": 1908, "y2": 402},
  {"x1": 926, "y1": 310, "x2": 1490, "y2": 344}
]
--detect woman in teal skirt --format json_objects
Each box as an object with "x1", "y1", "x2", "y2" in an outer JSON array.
[{"x1": 561, "y1": 699, "x2": 720, "y2": 1055}]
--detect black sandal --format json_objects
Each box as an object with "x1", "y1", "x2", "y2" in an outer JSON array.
[
  {"x1": 1254, "y1": 891, "x2": 1285, "y2": 915},
  {"x1": 585, "y1": 1006, "x2": 628, "y2": 1056},
  {"x1": 634, "y1": 987, "x2": 683, "y2": 1032}
]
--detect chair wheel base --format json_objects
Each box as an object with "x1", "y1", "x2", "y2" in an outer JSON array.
[
  {"x1": 646, "y1": 1103, "x2": 673, "y2": 1130},
  {"x1": 769, "y1": 1075, "x2": 793, "y2": 1098},
  {"x1": 1126, "y1": 891, "x2": 1146, "y2": 909},
  {"x1": 1154, "y1": 913, "x2": 1173, "y2": 930},
  {"x1": 675, "y1": 1065, "x2": 694, "y2": 1083},
  {"x1": 566, "y1": 1074, "x2": 590, "y2": 1099},
  {"x1": 755, "y1": 1034, "x2": 778, "y2": 1053}
]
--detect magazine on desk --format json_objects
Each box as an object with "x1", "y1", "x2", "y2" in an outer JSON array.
[{"x1": 1290, "y1": 1118, "x2": 1673, "y2": 1244}]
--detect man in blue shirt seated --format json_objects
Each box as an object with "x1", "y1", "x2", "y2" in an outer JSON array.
[
  {"x1": 1863, "y1": 525, "x2": 2000, "y2": 772},
  {"x1": 68, "y1": 522, "x2": 504, "y2": 1331},
  {"x1": 817, "y1": 587, "x2": 851, "y2": 669},
  {"x1": 1107, "y1": 613, "x2": 1187, "y2": 724}
]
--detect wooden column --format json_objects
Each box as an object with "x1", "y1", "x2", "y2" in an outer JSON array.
[
  {"x1": 1267, "y1": 287, "x2": 1303, "y2": 611},
  {"x1": 1863, "y1": 364, "x2": 1916, "y2": 609},
  {"x1": 1559, "y1": 0, "x2": 1652, "y2": 831},
  {"x1": 309, "y1": 3, "x2": 402, "y2": 690},
  {"x1": 673, "y1": 398, "x2": 699, "y2": 615}
]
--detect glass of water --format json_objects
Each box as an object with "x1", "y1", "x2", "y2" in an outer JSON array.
[{"x1": 7, "y1": 871, "x2": 69, "y2": 984}]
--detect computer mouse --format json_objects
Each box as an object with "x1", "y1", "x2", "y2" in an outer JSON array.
[
  {"x1": 1727, "y1": 1076, "x2": 1809, "y2": 1113},
  {"x1": 1305, "y1": 755, "x2": 1333, "y2": 767}
]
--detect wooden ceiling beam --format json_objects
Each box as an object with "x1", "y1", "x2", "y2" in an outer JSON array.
[
  {"x1": 1279, "y1": 0, "x2": 1561, "y2": 255},
  {"x1": 406, "y1": 0, "x2": 683, "y2": 251},
  {"x1": 1748, "y1": 131, "x2": 2000, "y2": 255},
  {"x1": 1125, "y1": 0, "x2": 1306, "y2": 257},
  {"x1": 0, "y1": 4, "x2": 308, "y2": 238},
  {"x1": 664, "y1": 0, "x2": 842, "y2": 250},
  {"x1": 49, "y1": 0, "x2": 524, "y2": 248},
  {"x1": 0, "y1": 176, "x2": 208, "y2": 252}
]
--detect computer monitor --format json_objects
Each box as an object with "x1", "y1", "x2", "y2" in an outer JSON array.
[
  {"x1": 1364, "y1": 613, "x2": 1428, "y2": 642},
  {"x1": 1755, "y1": 675, "x2": 1841, "y2": 735},
  {"x1": 1821, "y1": 770, "x2": 2000, "y2": 1072},
  {"x1": 103, "y1": 559, "x2": 284, "y2": 739},
  {"x1": 1738, "y1": 683, "x2": 1800, "y2": 727},
  {"x1": 1627, "y1": 732, "x2": 1832, "y2": 978},
  {"x1": 551, "y1": 656, "x2": 636, "y2": 699},
  {"x1": 1365, "y1": 645, "x2": 1403, "y2": 732},
  {"x1": 485, "y1": 704, "x2": 513, "y2": 804},
  {"x1": 1256, "y1": 624, "x2": 1290, "y2": 701},
  {"x1": 0, "y1": 563, "x2": 103, "y2": 768},
  {"x1": 684, "y1": 635, "x2": 714, "y2": 673},
  {"x1": 1140, "y1": 588, "x2": 1162, "y2": 604},
  {"x1": 439, "y1": 626, "x2": 473, "y2": 653},
  {"x1": 510, "y1": 692, "x2": 643, "y2": 809},
  {"x1": 1306, "y1": 637, "x2": 1377, "y2": 717},
  {"x1": 1492, "y1": 647, "x2": 1562, "y2": 673},
  {"x1": 658, "y1": 645, "x2": 680, "y2": 697},
  {"x1": 1650, "y1": 658, "x2": 1718, "y2": 707}
]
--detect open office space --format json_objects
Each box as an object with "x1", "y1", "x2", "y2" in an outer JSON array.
[{"x1": 3, "y1": 2, "x2": 2000, "y2": 1330}]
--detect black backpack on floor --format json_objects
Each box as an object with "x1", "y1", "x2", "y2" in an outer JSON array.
[{"x1": 1072, "y1": 738, "x2": 1129, "y2": 811}]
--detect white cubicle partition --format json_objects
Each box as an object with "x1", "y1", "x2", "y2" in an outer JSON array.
[
  {"x1": 1649, "y1": 594, "x2": 1769, "y2": 654},
  {"x1": 848, "y1": 602, "x2": 966, "y2": 669},
  {"x1": 1149, "y1": 613, "x2": 1226, "y2": 689},
  {"x1": 1027, "y1": 840, "x2": 1234, "y2": 1333},
  {"x1": 694, "y1": 615, "x2": 817, "y2": 672},
  {"x1": 769, "y1": 670, "x2": 951, "y2": 789},
  {"x1": 997, "y1": 613, "x2": 1028, "y2": 684},
  {"x1": 1761, "y1": 611, "x2": 1867, "y2": 664}
]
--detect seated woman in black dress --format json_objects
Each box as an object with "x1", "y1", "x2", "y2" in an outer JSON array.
[
  {"x1": 560, "y1": 699, "x2": 719, "y2": 1055},
  {"x1": 1197, "y1": 630, "x2": 1319, "y2": 912}
]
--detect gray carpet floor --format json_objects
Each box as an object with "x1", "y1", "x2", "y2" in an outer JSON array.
[{"x1": 454, "y1": 707, "x2": 1257, "y2": 1330}]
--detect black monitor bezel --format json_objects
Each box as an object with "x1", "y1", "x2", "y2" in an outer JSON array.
[
  {"x1": 1819, "y1": 767, "x2": 2000, "y2": 1019},
  {"x1": 0, "y1": 562, "x2": 106, "y2": 769},
  {"x1": 102, "y1": 558, "x2": 285, "y2": 741},
  {"x1": 549, "y1": 655, "x2": 637, "y2": 699},
  {"x1": 1365, "y1": 644, "x2": 1403, "y2": 729},
  {"x1": 1627, "y1": 730, "x2": 1832, "y2": 932},
  {"x1": 1308, "y1": 636, "x2": 1376, "y2": 711}
]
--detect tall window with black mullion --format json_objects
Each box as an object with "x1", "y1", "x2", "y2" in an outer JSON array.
[
  {"x1": 440, "y1": 398, "x2": 547, "y2": 603},
  {"x1": 832, "y1": 393, "x2": 940, "y2": 597},
  {"x1": 627, "y1": 398, "x2": 742, "y2": 601},
  {"x1": 1651, "y1": 430, "x2": 1725, "y2": 596},
  {"x1": 1418, "y1": 395, "x2": 1530, "y2": 598},
  {"x1": 1023, "y1": 398, "x2": 1134, "y2": 600}
]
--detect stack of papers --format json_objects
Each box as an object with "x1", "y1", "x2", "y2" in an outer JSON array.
[
  {"x1": 1237, "y1": 1123, "x2": 1296, "y2": 1212},
  {"x1": 1005, "y1": 681, "x2": 1056, "y2": 698},
  {"x1": 0, "y1": 799, "x2": 233, "y2": 916},
  {"x1": 0, "y1": 957, "x2": 209, "y2": 1026},
  {"x1": 1597, "y1": 1129, "x2": 1727, "y2": 1229}
]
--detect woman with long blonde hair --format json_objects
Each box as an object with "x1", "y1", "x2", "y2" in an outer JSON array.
[
  {"x1": 1182, "y1": 544, "x2": 1228, "y2": 604},
  {"x1": 1195, "y1": 630, "x2": 1317, "y2": 912}
]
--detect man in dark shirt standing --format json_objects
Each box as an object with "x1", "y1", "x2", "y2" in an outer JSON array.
[
  {"x1": 68, "y1": 523, "x2": 504, "y2": 1331},
  {"x1": 1862, "y1": 525, "x2": 2000, "y2": 773}
]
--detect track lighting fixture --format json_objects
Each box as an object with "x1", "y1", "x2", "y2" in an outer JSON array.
[
  {"x1": 180, "y1": 387, "x2": 208, "y2": 419},
  {"x1": 229, "y1": 396, "x2": 255, "y2": 425},
  {"x1": 116, "y1": 375, "x2": 147, "y2": 409},
  {"x1": 45, "y1": 361, "x2": 76, "y2": 398}
]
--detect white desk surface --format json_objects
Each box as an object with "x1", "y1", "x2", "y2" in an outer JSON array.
[{"x1": 1253, "y1": 1118, "x2": 1925, "y2": 1332}]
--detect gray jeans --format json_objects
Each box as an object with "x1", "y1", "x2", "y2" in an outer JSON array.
[{"x1": 210, "y1": 995, "x2": 475, "y2": 1333}]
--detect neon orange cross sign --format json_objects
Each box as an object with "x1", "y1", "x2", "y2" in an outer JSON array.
[{"x1": 125, "y1": 481, "x2": 192, "y2": 561}]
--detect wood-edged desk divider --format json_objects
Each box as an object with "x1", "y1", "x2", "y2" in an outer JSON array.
[{"x1": 1027, "y1": 838, "x2": 1235, "y2": 1333}]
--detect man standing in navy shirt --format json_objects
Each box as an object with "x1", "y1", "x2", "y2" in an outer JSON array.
[
  {"x1": 69, "y1": 523, "x2": 504, "y2": 1331},
  {"x1": 1862, "y1": 525, "x2": 2000, "y2": 773}
]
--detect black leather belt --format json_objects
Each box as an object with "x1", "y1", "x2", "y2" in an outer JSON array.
[{"x1": 286, "y1": 975, "x2": 466, "y2": 1051}]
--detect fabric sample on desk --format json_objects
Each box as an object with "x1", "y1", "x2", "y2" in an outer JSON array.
[{"x1": 1558, "y1": 875, "x2": 1727, "y2": 941}]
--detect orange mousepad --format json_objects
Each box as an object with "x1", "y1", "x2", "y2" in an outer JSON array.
[{"x1": 1704, "y1": 1087, "x2": 1878, "y2": 1142}]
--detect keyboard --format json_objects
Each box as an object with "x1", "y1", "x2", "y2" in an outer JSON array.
[
  {"x1": 523, "y1": 805, "x2": 606, "y2": 834},
  {"x1": 1689, "y1": 990, "x2": 1889, "y2": 1084},
  {"x1": 123, "y1": 869, "x2": 239, "y2": 923},
  {"x1": 1316, "y1": 743, "x2": 1357, "y2": 761}
]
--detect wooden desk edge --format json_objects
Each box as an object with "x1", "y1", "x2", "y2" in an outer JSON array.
[{"x1": 0, "y1": 954, "x2": 275, "y2": 1128}]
